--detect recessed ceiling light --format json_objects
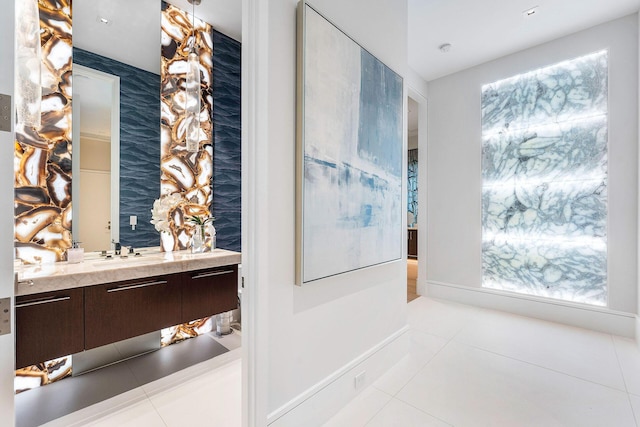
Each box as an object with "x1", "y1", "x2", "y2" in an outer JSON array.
[
  {"x1": 523, "y1": 6, "x2": 539, "y2": 17},
  {"x1": 96, "y1": 16, "x2": 112, "y2": 25},
  {"x1": 439, "y1": 43, "x2": 452, "y2": 53}
]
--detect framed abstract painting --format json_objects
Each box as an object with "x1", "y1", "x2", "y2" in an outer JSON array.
[{"x1": 296, "y1": 1, "x2": 404, "y2": 285}]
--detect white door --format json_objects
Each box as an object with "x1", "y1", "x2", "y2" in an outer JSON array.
[{"x1": 79, "y1": 170, "x2": 112, "y2": 252}]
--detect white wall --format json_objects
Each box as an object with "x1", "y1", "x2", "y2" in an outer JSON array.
[
  {"x1": 426, "y1": 15, "x2": 639, "y2": 314},
  {"x1": 0, "y1": 1, "x2": 15, "y2": 425},
  {"x1": 637, "y1": 11, "x2": 640, "y2": 344},
  {"x1": 253, "y1": 0, "x2": 408, "y2": 423},
  {"x1": 80, "y1": 137, "x2": 110, "y2": 171},
  {"x1": 407, "y1": 67, "x2": 428, "y2": 100}
]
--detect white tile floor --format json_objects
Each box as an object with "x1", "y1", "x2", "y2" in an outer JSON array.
[
  {"x1": 325, "y1": 297, "x2": 640, "y2": 427},
  {"x1": 42, "y1": 332, "x2": 242, "y2": 427},
  {"x1": 40, "y1": 298, "x2": 640, "y2": 426}
]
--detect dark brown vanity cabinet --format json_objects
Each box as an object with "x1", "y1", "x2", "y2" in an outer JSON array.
[
  {"x1": 408, "y1": 229, "x2": 418, "y2": 259},
  {"x1": 180, "y1": 265, "x2": 238, "y2": 323},
  {"x1": 15, "y1": 288, "x2": 84, "y2": 369},
  {"x1": 17, "y1": 262, "x2": 239, "y2": 365},
  {"x1": 84, "y1": 274, "x2": 182, "y2": 349}
]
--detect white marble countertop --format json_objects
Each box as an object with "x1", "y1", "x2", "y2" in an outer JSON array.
[
  {"x1": 408, "y1": 227, "x2": 418, "y2": 231},
  {"x1": 15, "y1": 248, "x2": 242, "y2": 296}
]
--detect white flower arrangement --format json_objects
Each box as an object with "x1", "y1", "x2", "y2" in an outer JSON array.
[{"x1": 150, "y1": 193, "x2": 184, "y2": 233}]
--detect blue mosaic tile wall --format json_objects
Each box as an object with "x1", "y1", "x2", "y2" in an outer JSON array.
[
  {"x1": 212, "y1": 31, "x2": 241, "y2": 253},
  {"x1": 73, "y1": 48, "x2": 161, "y2": 249}
]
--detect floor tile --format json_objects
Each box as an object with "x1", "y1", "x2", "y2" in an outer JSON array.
[
  {"x1": 17, "y1": 360, "x2": 142, "y2": 427},
  {"x1": 40, "y1": 389, "x2": 149, "y2": 427},
  {"x1": 82, "y1": 400, "x2": 167, "y2": 427},
  {"x1": 208, "y1": 329, "x2": 242, "y2": 351},
  {"x1": 407, "y1": 297, "x2": 478, "y2": 340},
  {"x1": 614, "y1": 336, "x2": 640, "y2": 396},
  {"x1": 148, "y1": 358, "x2": 242, "y2": 427},
  {"x1": 322, "y1": 387, "x2": 392, "y2": 427},
  {"x1": 454, "y1": 309, "x2": 626, "y2": 390},
  {"x1": 141, "y1": 347, "x2": 241, "y2": 397},
  {"x1": 125, "y1": 334, "x2": 228, "y2": 386},
  {"x1": 366, "y1": 398, "x2": 451, "y2": 427},
  {"x1": 373, "y1": 330, "x2": 447, "y2": 396},
  {"x1": 396, "y1": 341, "x2": 636, "y2": 427}
]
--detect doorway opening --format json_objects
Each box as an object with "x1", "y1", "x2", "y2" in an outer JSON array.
[{"x1": 407, "y1": 96, "x2": 419, "y2": 303}]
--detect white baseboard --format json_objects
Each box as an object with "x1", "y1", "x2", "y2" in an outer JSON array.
[
  {"x1": 417, "y1": 279, "x2": 427, "y2": 297},
  {"x1": 267, "y1": 326, "x2": 410, "y2": 426},
  {"x1": 427, "y1": 281, "x2": 636, "y2": 338}
]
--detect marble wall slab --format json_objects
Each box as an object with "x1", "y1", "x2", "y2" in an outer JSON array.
[
  {"x1": 481, "y1": 51, "x2": 608, "y2": 306},
  {"x1": 14, "y1": 0, "x2": 73, "y2": 264},
  {"x1": 160, "y1": 2, "x2": 214, "y2": 251}
]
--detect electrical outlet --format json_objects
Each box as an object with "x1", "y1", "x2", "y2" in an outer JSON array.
[{"x1": 354, "y1": 371, "x2": 366, "y2": 390}]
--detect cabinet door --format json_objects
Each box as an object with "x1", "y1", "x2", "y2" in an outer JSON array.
[
  {"x1": 181, "y1": 265, "x2": 238, "y2": 323},
  {"x1": 16, "y1": 288, "x2": 84, "y2": 369},
  {"x1": 408, "y1": 229, "x2": 418, "y2": 258},
  {"x1": 85, "y1": 274, "x2": 182, "y2": 349}
]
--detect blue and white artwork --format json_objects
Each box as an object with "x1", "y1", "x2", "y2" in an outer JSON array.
[
  {"x1": 408, "y1": 149, "x2": 418, "y2": 226},
  {"x1": 299, "y1": 4, "x2": 403, "y2": 284},
  {"x1": 481, "y1": 51, "x2": 608, "y2": 306}
]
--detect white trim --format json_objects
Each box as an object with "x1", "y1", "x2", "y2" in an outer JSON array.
[
  {"x1": 242, "y1": 0, "x2": 270, "y2": 425},
  {"x1": 80, "y1": 169, "x2": 111, "y2": 175},
  {"x1": 72, "y1": 64, "x2": 120, "y2": 246},
  {"x1": 417, "y1": 280, "x2": 428, "y2": 296},
  {"x1": 266, "y1": 326, "x2": 409, "y2": 426},
  {"x1": 79, "y1": 132, "x2": 111, "y2": 142},
  {"x1": 1, "y1": 0, "x2": 15, "y2": 424},
  {"x1": 637, "y1": 12, "x2": 640, "y2": 351},
  {"x1": 427, "y1": 281, "x2": 636, "y2": 337}
]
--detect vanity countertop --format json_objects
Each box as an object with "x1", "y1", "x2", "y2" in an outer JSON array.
[{"x1": 15, "y1": 249, "x2": 242, "y2": 296}]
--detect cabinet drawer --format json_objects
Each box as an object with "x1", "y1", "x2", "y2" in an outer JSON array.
[
  {"x1": 181, "y1": 266, "x2": 238, "y2": 323},
  {"x1": 85, "y1": 274, "x2": 181, "y2": 349},
  {"x1": 15, "y1": 288, "x2": 84, "y2": 369}
]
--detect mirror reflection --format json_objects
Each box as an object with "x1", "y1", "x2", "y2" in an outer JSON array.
[
  {"x1": 70, "y1": 0, "x2": 242, "y2": 254},
  {"x1": 72, "y1": 65, "x2": 119, "y2": 252},
  {"x1": 72, "y1": 0, "x2": 162, "y2": 251}
]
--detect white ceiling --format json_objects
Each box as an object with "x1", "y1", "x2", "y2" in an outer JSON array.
[
  {"x1": 73, "y1": 0, "x2": 640, "y2": 136},
  {"x1": 409, "y1": 0, "x2": 640, "y2": 82},
  {"x1": 74, "y1": 0, "x2": 640, "y2": 81}
]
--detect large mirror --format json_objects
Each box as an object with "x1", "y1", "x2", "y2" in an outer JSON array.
[
  {"x1": 71, "y1": 0, "x2": 241, "y2": 252},
  {"x1": 71, "y1": 65, "x2": 120, "y2": 252}
]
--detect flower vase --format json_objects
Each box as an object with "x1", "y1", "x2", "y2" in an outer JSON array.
[
  {"x1": 191, "y1": 226, "x2": 206, "y2": 254},
  {"x1": 206, "y1": 224, "x2": 216, "y2": 251}
]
